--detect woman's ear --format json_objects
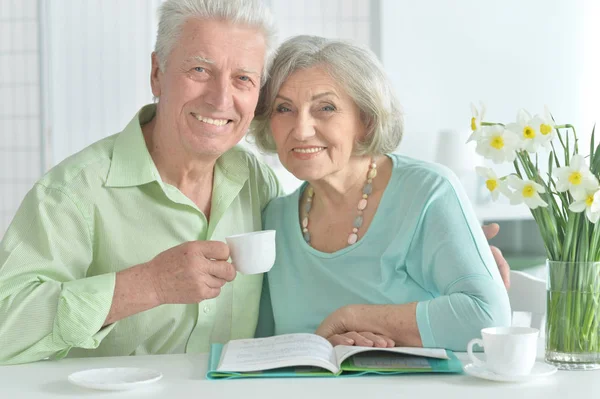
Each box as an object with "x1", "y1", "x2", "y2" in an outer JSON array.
[{"x1": 150, "y1": 52, "x2": 162, "y2": 98}]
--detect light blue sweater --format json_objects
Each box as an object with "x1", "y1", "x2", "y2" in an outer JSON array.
[{"x1": 258, "y1": 154, "x2": 511, "y2": 351}]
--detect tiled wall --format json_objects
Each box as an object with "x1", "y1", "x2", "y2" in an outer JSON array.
[{"x1": 0, "y1": 0, "x2": 41, "y2": 237}]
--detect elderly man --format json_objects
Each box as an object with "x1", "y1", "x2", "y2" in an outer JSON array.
[
  {"x1": 0, "y1": 0, "x2": 279, "y2": 365},
  {"x1": 0, "y1": 0, "x2": 510, "y2": 365}
]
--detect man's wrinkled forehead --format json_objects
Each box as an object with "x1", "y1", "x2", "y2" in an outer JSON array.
[{"x1": 174, "y1": 18, "x2": 266, "y2": 72}]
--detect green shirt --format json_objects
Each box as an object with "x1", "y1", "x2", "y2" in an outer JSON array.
[{"x1": 0, "y1": 105, "x2": 281, "y2": 365}]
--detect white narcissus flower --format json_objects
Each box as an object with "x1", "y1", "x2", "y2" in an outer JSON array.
[
  {"x1": 569, "y1": 186, "x2": 600, "y2": 223},
  {"x1": 531, "y1": 106, "x2": 557, "y2": 149},
  {"x1": 554, "y1": 155, "x2": 598, "y2": 197},
  {"x1": 467, "y1": 102, "x2": 486, "y2": 142},
  {"x1": 505, "y1": 109, "x2": 543, "y2": 153},
  {"x1": 474, "y1": 125, "x2": 520, "y2": 164},
  {"x1": 475, "y1": 166, "x2": 508, "y2": 201},
  {"x1": 507, "y1": 175, "x2": 548, "y2": 209}
]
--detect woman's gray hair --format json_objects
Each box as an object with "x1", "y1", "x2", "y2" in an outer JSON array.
[
  {"x1": 155, "y1": 0, "x2": 277, "y2": 86},
  {"x1": 250, "y1": 35, "x2": 403, "y2": 155}
]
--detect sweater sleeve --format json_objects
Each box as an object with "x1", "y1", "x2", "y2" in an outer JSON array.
[{"x1": 408, "y1": 169, "x2": 511, "y2": 351}]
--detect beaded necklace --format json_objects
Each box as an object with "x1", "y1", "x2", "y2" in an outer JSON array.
[{"x1": 301, "y1": 159, "x2": 377, "y2": 246}]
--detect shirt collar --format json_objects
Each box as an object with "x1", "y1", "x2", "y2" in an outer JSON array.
[
  {"x1": 106, "y1": 104, "x2": 161, "y2": 188},
  {"x1": 106, "y1": 104, "x2": 250, "y2": 188}
]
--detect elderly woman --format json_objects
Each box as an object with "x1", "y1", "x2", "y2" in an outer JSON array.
[{"x1": 251, "y1": 35, "x2": 511, "y2": 351}]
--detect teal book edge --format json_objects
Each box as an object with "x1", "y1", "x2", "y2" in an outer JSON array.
[{"x1": 206, "y1": 344, "x2": 464, "y2": 380}]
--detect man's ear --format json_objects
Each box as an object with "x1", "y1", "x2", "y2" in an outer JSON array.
[{"x1": 150, "y1": 52, "x2": 162, "y2": 98}]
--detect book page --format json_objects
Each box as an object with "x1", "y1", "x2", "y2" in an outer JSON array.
[
  {"x1": 217, "y1": 333, "x2": 339, "y2": 374},
  {"x1": 334, "y1": 345, "x2": 449, "y2": 366}
]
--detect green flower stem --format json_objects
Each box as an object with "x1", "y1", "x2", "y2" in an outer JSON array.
[
  {"x1": 566, "y1": 124, "x2": 579, "y2": 154},
  {"x1": 547, "y1": 261, "x2": 600, "y2": 355}
]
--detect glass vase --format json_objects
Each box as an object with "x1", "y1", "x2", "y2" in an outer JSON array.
[{"x1": 545, "y1": 260, "x2": 600, "y2": 370}]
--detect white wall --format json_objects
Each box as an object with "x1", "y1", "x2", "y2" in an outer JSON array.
[
  {"x1": 0, "y1": 0, "x2": 41, "y2": 236},
  {"x1": 46, "y1": 0, "x2": 161, "y2": 167},
  {"x1": 380, "y1": 0, "x2": 598, "y2": 164}
]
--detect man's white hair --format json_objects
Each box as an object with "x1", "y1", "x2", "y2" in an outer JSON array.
[{"x1": 155, "y1": 0, "x2": 277, "y2": 86}]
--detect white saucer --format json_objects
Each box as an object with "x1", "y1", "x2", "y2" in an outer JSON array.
[
  {"x1": 463, "y1": 361, "x2": 557, "y2": 383},
  {"x1": 68, "y1": 367, "x2": 163, "y2": 391}
]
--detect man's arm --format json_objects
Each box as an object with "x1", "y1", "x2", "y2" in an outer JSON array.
[
  {"x1": 0, "y1": 185, "x2": 114, "y2": 365},
  {"x1": 103, "y1": 241, "x2": 235, "y2": 326},
  {"x1": 0, "y1": 184, "x2": 236, "y2": 365}
]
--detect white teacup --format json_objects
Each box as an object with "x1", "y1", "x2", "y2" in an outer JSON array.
[
  {"x1": 225, "y1": 230, "x2": 276, "y2": 275},
  {"x1": 467, "y1": 326, "x2": 539, "y2": 376}
]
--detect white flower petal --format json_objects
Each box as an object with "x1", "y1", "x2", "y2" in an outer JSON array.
[
  {"x1": 555, "y1": 180, "x2": 570, "y2": 192},
  {"x1": 571, "y1": 154, "x2": 585, "y2": 170},
  {"x1": 532, "y1": 182, "x2": 546, "y2": 193},
  {"x1": 569, "y1": 201, "x2": 587, "y2": 213},
  {"x1": 491, "y1": 189, "x2": 500, "y2": 201},
  {"x1": 570, "y1": 190, "x2": 588, "y2": 201},
  {"x1": 475, "y1": 166, "x2": 490, "y2": 178},
  {"x1": 471, "y1": 103, "x2": 478, "y2": 116},
  {"x1": 583, "y1": 174, "x2": 599, "y2": 189},
  {"x1": 544, "y1": 105, "x2": 553, "y2": 122},
  {"x1": 569, "y1": 186, "x2": 587, "y2": 199},
  {"x1": 509, "y1": 193, "x2": 523, "y2": 205},
  {"x1": 467, "y1": 130, "x2": 480, "y2": 143},
  {"x1": 588, "y1": 209, "x2": 600, "y2": 224},
  {"x1": 517, "y1": 109, "x2": 532, "y2": 124},
  {"x1": 553, "y1": 167, "x2": 570, "y2": 179},
  {"x1": 524, "y1": 197, "x2": 540, "y2": 209},
  {"x1": 498, "y1": 182, "x2": 512, "y2": 197},
  {"x1": 532, "y1": 195, "x2": 548, "y2": 208},
  {"x1": 507, "y1": 175, "x2": 523, "y2": 188}
]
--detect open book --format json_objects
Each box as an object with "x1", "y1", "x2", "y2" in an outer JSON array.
[{"x1": 206, "y1": 333, "x2": 462, "y2": 379}]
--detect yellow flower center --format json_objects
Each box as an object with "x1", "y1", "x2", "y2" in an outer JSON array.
[
  {"x1": 586, "y1": 195, "x2": 595, "y2": 207},
  {"x1": 523, "y1": 126, "x2": 535, "y2": 139},
  {"x1": 471, "y1": 117, "x2": 477, "y2": 131},
  {"x1": 490, "y1": 136, "x2": 504, "y2": 149},
  {"x1": 568, "y1": 172, "x2": 582, "y2": 186},
  {"x1": 540, "y1": 124, "x2": 552, "y2": 135},
  {"x1": 486, "y1": 179, "x2": 498, "y2": 192},
  {"x1": 522, "y1": 185, "x2": 536, "y2": 198}
]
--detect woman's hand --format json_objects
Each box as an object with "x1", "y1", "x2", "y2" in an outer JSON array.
[
  {"x1": 315, "y1": 305, "x2": 353, "y2": 340},
  {"x1": 327, "y1": 331, "x2": 395, "y2": 347},
  {"x1": 316, "y1": 303, "x2": 422, "y2": 347},
  {"x1": 315, "y1": 305, "x2": 393, "y2": 347}
]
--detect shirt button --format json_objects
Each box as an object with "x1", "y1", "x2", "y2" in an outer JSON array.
[{"x1": 203, "y1": 306, "x2": 210, "y2": 314}]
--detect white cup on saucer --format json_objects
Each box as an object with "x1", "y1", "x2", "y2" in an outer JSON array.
[
  {"x1": 467, "y1": 326, "x2": 539, "y2": 376},
  {"x1": 225, "y1": 230, "x2": 276, "y2": 275}
]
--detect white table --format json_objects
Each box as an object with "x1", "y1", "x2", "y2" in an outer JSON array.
[{"x1": 0, "y1": 348, "x2": 596, "y2": 398}]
